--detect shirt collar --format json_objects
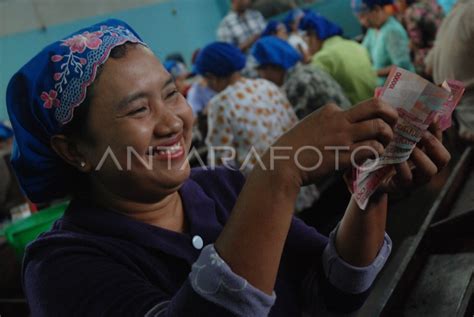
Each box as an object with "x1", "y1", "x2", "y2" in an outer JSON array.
[
  {"x1": 284, "y1": 63, "x2": 302, "y2": 82},
  {"x1": 379, "y1": 16, "x2": 396, "y2": 30},
  {"x1": 62, "y1": 176, "x2": 224, "y2": 264},
  {"x1": 321, "y1": 35, "x2": 342, "y2": 49}
]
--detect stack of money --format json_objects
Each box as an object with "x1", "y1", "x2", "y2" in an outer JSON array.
[
  {"x1": 438, "y1": 80, "x2": 465, "y2": 131},
  {"x1": 351, "y1": 67, "x2": 464, "y2": 210}
]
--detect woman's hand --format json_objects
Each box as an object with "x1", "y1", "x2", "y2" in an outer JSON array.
[
  {"x1": 381, "y1": 120, "x2": 451, "y2": 194},
  {"x1": 270, "y1": 98, "x2": 399, "y2": 187},
  {"x1": 377, "y1": 66, "x2": 393, "y2": 77},
  {"x1": 216, "y1": 98, "x2": 398, "y2": 295},
  {"x1": 335, "y1": 120, "x2": 451, "y2": 268}
]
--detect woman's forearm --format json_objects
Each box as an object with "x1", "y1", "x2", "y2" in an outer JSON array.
[
  {"x1": 214, "y1": 159, "x2": 300, "y2": 295},
  {"x1": 377, "y1": 66, "x2": 392, "y2": 77},
  {"x1": 335, "y1": 194, "x2": 388, "y2": 267},
  {"x1": 214, "y1": 99, "x2": 400, "y2": 294}
]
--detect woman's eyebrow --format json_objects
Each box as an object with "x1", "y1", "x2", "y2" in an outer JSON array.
[
  {"x1": 115, "y1": 75, "x2": 175, "y2": 111},
  {"x1": 116, "y1": 92, "x2": 148, "y2": 111}
]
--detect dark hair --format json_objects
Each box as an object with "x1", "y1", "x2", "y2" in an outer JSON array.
[{"x1": 62, "y1": 42, "x2": 138, "y2": 138}]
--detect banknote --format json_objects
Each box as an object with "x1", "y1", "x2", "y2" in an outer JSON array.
[
  {"x1": 353, "y1": 67, "x2": 451, "y2": 209},
  {"x1": 438, "y1": 80, "x2": 465, "y2": 131},
  {"x1": 353, "y1": 166, "x2": 396, "y2": 210}
]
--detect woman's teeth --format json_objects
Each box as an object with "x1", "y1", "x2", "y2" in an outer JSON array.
[{"x1": 155, "y1": 142, "x2": 182, "y2": 155}]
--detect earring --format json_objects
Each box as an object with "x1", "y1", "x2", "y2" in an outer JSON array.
[{"x1": 80, "y1": 161, "x2": 86, "y2": 168}]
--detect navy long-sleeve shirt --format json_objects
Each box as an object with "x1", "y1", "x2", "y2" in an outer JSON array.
[{"x1": 23, "y1": 167, "x2": 390, "y2": 316}]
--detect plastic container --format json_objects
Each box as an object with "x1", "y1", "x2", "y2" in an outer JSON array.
[{"x1": 2, "y1": 201, "x2": 69, "y2": 257}]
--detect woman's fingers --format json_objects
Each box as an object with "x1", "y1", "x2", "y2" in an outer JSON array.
[
  {"x1": 350, "y1": 118, "x2": 394, "y2": 146},
  {"x1": 428, "y1": 117, "x2": 443, "y2": 141},
  {"x1": 410, "y1": 147, "x2": 439, "y2": 184},
  {"x1": 394, "y1": 161, "x2": 413, "y2": 187},
  {"x1": 345, "y1": 98, "x2": 398, "y2": 126},
  {"x1": 342, "y1": 103, "x2": 451, "y2": 191},
  {"x1": 418, "y1": 130, "x2": 451, "y2": 170},
  {"x1": 348, "y1": 140, "x2": 385, "y2": 165}
]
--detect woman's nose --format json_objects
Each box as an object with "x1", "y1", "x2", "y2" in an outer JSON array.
[{"x1": 153, "y1": 107, "x2": 183, "y2": 136}]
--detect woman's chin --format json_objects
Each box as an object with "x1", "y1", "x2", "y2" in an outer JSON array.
[{"x1": 153, "y1": 163, "x2": 191, "y2": 188}]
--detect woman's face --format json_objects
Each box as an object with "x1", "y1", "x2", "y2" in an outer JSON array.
[
  {"x1": 205, "y1": 74, "x2": 229, "y2": 93},
  {"x1": 357, "y1": 6, "x2": 386, "y2": 29},
  {"x1": 257, "y1": 65, "x2": 285, "y2": 86},
  {"x1": 79, "y1": 45, "x2": 193, "y2": 203},
  {"x1": 304, "y1": 31, "x2": 322, "y2": 55},
  {"x1": 276, "y1": 24, "x2": 289, "y2": 40},
  {"x1": 291, "y1": 18, "x2": 300, "y2": 33}
]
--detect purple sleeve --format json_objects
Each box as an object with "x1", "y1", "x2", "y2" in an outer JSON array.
[
  {"x1": 300, "y1": 224, "x2": 392, "y2": 314},
  {"x1": 146, "y1": 244, "x2": 276, "y2": 316},
  {"x1": 148, "y1": 220, "x2": 391, "y2": 316},
  {"x1": 283, "y1": 217, "x2": 391, "y2": 314},
  {"x1": 24, "y1": 243, "x2": 274, "y2": 317},
  {"x1": 322, "y1": 224, "x2": 392, "y2": 294},
  {"x1": 186, "y1": 244, "x2": 275, "y2": 315}
]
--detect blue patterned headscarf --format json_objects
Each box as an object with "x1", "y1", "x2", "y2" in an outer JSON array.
[
  {"x1": 6, "y1": 19, "x2": 146, "y2": 203},
  {"x1": 252, "y1": 36, "x2": 302, "y2": 70},
  {"x1": 194, "y1": 42, "x2": 246, "y2": 77},
  {"x1": 298, "y1": 11, "x2": 343, "y2": 40}
]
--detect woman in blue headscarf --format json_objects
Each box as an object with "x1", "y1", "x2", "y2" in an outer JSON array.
[
  {"x1": 194, "y1": 42, "x2": 303, "y2": 179},
  {"x1": 252, "y1": 36, "x2": 351, "y2": 118},
  {"x1": 7, "y1": 19, "x2": 450, "y2": 317},
  {"x1": 163, "y1": 59, "x2": 190, "y2": 97},
  {"x1": 284, "y1": 8, "x2": 311, "y2": 63},
  {"x1": 299, "y1": 11, "x2": 378, "y2": 104},
  {"x1": 261, "y1": 21, "x2": 288, "y2": 40},
  {"x1": 352, "y1": 0, "x2": 415, "y2": 84}
]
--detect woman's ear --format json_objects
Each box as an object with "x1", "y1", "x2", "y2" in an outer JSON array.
[{"x1": 50, "y1": 135, "x2": 92, "y2": 172}]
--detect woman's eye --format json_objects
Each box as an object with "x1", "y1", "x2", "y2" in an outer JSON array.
[
  {"x1": 166, "y1": 89, "x2": 179, "y2": 99},
  {"x1": 128, "y1": 106, "x2": 147, "y2": 116}
]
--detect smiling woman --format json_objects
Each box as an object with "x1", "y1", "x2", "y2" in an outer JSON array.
[
  {"x1": 53, "y1": 43, "x2": 193, "y2": 208},
  {"x1": 6, "y1": 19, "x2": 451, "y2": 317},
  {"x1": 58, "y1": 42, "x2": 191, "y2": 203}
]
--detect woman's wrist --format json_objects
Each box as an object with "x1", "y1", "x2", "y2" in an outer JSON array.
[
  {"x1": 252, "y1": 151, "x2": 302, "y2": 200},
  {"x1": 335, "y1": 194, "x2": 388, "y2": 266}
]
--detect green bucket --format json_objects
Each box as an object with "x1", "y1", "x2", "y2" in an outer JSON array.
[{"x1": 2, "y1": 201, "x2": 69, "y2": 257}]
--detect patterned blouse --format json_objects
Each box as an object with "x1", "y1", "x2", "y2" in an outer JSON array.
[
  {"x1": 206, "y1": 77, "x2": 318, "y2": 211},
  {"x1": 402, "y1": 0, "x2": 444, "y2": 78},
  {"x1": 206, "y1": 78, "x2": 297, "y2": 172},
  {"x1": 283, "y1": 63, "x2": 352, "y2": 119}
]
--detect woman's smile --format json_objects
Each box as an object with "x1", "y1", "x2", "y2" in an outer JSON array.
[{"x1": 146, "y1": 137, "x2": 186, "y2": 161}]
